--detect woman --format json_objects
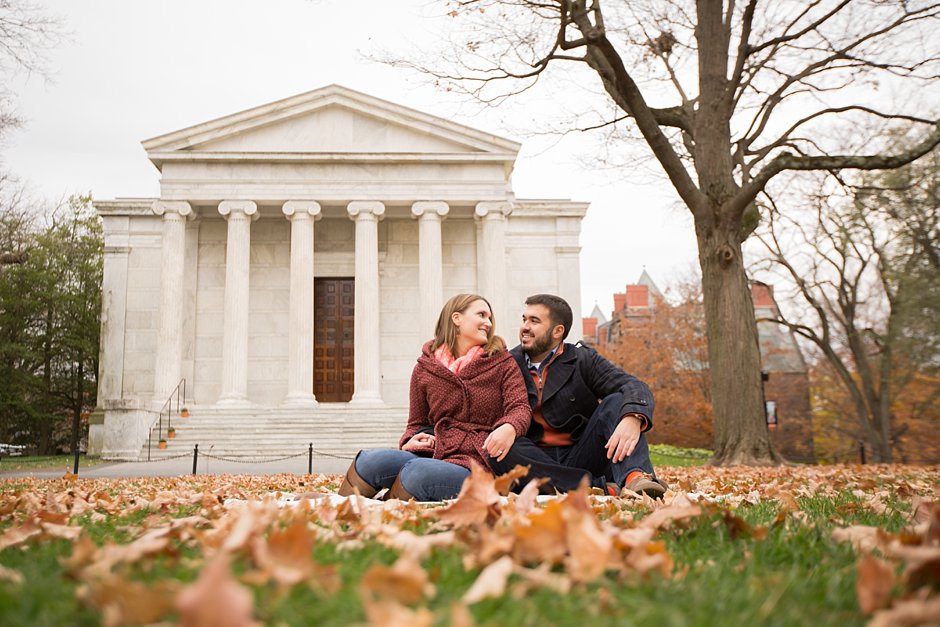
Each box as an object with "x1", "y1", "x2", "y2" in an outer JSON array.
[{"x1": 338, "y1": 294, "x2": 531, "y2": 501}]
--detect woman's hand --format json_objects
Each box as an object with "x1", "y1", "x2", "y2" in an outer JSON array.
[
  {"x1": 402, "y1": 432, "x2": 436, "y2": 452},
  {"x1": 483, "y1": 423, "x2": 516, "y2": 462}
]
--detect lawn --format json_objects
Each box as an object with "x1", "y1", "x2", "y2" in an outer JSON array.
[
  {"x1": 0, "y1": 464, "x2": 936, "y2": 626},
  {"x1": 0, "y1": 455, "x2": 111, "y2": 473}
]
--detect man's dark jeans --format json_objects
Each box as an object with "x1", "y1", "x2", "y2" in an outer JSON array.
[{"x1": 490, "y1": 393, "x2": 656, "y2": 493}]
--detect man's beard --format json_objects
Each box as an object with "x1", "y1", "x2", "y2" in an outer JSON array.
[{"x1": 521, "y1": 328, "x2": 556, "y2": 359}]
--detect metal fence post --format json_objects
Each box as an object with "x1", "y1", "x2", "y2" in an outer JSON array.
[
  {"x1": 308, "y1": 443, "x2": 313, "y2": 474},
  {"x1": 859, "y1": 441, "x2": 866, "y2": 464},
  {"x1": 192, "y1": 444, "x2": 199, "y2": 475}
]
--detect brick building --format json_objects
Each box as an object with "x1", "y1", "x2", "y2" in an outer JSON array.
[{"x1": 583, "y1": 274, "x2": 815, "y2": 461}]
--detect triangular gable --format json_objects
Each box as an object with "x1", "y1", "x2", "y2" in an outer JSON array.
[{"x1": 142, "y1": 84, "x2": 520, "y2": 160}]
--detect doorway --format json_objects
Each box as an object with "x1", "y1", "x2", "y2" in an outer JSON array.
[{"x1": 314, "y1": 278, "x2": 354, "y2": 402}]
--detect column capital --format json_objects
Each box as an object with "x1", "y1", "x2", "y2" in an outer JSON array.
[
  {"x1": 219, "y1": 200, "x2": 259, "y2": 221},
  {"x1": 411, "y1": 201, "x2": 450, "y2": 219},
  {"x1": 474, "y1": 201, "x2": 512, "y2": 219},
  {"x1": 152, "y1": 200, "x2": 193, "y2": 219},
  {"x1": 282, "y1": 200, "x2": 322, "y2": 220},
  {"x1": 347, "y1": 201, "x2": 385, "y2": 221}
]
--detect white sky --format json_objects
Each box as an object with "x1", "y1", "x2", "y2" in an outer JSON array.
[{"x1": 5, "y1": 0, "x2": 700, "y2": 318}]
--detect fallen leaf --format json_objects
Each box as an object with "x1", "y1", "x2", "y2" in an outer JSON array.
[
  {"x1": 493, "y1": 465, "x2": 530, "y2": 496},
  {"x1": 176, "y1": 554, "x2": 259, "y2": 627},
  {"x1": 0, "y1": 563, "x2": 23, "y2": 584},
  {"x1": 362, "y1": 598, "x2": 434, "y2": 627},
  {"x1": 438, "y1": 463, "x2": 500, "y2": 527},
  {"x1": 856, "y1": 555, "x2": 895, "y2": 614},
  {"x1": 0, "y1": 518, "x2": 41, "y2": 551},
  {"x1": 869, "y1": 592, "x2": 940, "y2": 627},
  {"x1": 463, "y1": 555, "x2": 514, "y2": 604},
  {"x1": 361, "y1": 554, "x2": 434, "y2": 605}
]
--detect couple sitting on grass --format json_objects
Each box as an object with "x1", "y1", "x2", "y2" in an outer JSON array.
[{"x1": 338, "y1": 293, "x2": 668, "y2": 502}]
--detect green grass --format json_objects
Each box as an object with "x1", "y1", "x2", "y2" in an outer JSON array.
[
  {"x1": 0, "y1": 455, "x2": 111, "y2": 473},
  {"x1": 0, "y1": 485, "x2": 912, "y2": 626},
  {"x1": 650, "y1": 443, "x2": 712, "y2": 468}
]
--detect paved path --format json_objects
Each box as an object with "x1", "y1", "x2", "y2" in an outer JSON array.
[{"x1": 0, "y1": 455, "x2": 350, "y2": 479}]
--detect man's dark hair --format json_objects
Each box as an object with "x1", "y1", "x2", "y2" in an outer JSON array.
[{"x1": 525, "y1": 294, "x2": 573, "y2": 340}]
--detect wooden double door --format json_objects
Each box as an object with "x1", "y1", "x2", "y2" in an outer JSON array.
[{"x1": 313, "y1": 278, "x2": 354, "y2": 402}]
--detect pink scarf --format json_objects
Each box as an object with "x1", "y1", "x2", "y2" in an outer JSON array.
[{"x1": 434, "y1": 344, "x2": 484, "y2": 374}]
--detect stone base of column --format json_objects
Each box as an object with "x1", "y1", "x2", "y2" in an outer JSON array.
[
  {"x1": 347, "y1": 393, "x2": 385, "y2": 407},
  {"x1": 281, "y1": 394, "x2": 318, "y2": 408}
]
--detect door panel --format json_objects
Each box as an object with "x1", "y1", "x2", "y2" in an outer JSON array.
[{"x1": 314, "y1": 278, "x2": 354, "y2": 402}]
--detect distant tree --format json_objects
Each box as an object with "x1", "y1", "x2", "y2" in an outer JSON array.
[
  {"x1": 598, "y1": 278, "x2": 713, "y2": 449},
  {"x1": 398, "y1": 0, "x2": 940, "y2": 464},
  {"x1": 755, "y1": 146, "x2": 939, "y2": 463},
  {"x1": 0, "y1": 193, "x2": 101, "y2": 454},
  {"x1": 0, "y1": 0, "x2": 62, "y2": 142}
]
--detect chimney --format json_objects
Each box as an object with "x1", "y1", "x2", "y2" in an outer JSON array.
[
  {"x1": 626, "y1": 284, "x2": 650, "y2": 309},
  {"x1": 751, "y1": 282, "x2": 775, "y2": 309},
  {"x1": 582, "y1": 317, "x2": 598, "y2": 340},
  {"x1": 613, "y1": 292, "x2": 627, "y2": 314}
]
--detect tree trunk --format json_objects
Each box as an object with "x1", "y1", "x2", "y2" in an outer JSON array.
[{"x1": 697, "y1": 222, "x2": 782, "y2": 465}]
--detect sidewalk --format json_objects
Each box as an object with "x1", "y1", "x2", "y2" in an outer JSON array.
[{"x1": 0, "y1": 454, "x2": 350, "y2": 479}]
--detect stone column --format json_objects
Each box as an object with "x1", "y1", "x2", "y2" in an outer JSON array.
[
  {"x1": 151, "y1": 201, "x2": 192, "y2": 406},
  {"x1": 475, "y1": 201, "x2": 512, "y2": 332},
  {"x1": 282, "y1": 200, "x2": 322, "y2": 407},
  {"x1": 411, "y1": 201, "x2": 449, "y2": 340},
  {"x1": 347, "y1": 201, "x2": 385, "y2": 405},
  {"x1": 217, "y1": 200, "x2": 258, "y2": 407},
  {"x1": 97, "y1": 218, "x2": 131, "y2": 404}
]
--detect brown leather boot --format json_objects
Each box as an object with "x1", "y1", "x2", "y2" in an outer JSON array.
[
  {"x1": 382, "y1": 473, "x2": 416, "y2": 502},
  {"x1": 337, "y1": 455, "x2": 379, "y2": 498}
]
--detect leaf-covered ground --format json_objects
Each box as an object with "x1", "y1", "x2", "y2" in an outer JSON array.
[{"x1": 0, "y1": 464, "x2": 937, "y2": 626}]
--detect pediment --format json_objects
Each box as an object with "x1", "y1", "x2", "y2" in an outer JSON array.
[{"x1": 142, "y1": 85, "x2": 520, "y2": 162}]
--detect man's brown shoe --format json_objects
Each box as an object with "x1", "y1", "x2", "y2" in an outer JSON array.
[{"x1": 622, "y1": 472, "x2": 667, "y2": 499}]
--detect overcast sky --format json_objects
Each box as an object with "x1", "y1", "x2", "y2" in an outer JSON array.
[{"x1": 5, "y1": 0, "x2": 700, "y2": 319}]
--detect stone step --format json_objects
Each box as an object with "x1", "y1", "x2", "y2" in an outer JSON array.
[{"x1": 139, "y1": 407, "x2": 408, "y2": 461}]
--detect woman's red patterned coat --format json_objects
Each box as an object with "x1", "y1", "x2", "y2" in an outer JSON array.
[{"x1": 400, "y1": 341, "x2": 532, "y2": 472}]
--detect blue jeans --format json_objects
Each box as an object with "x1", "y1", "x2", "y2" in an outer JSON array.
[
  {"x1": 355, "y1": 448, "x2": 471, "y2": 501},
  {"x1": 490, "y1": 393, "x2": 656, "y2": 493}
]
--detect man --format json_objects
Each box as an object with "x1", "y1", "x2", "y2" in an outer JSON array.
[{"x1": 490, "y1": 294, "x2": 667, "y2": 498}]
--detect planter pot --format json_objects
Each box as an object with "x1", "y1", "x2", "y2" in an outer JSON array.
[
  {"x1": 167, "y1": 430, "x2": 176, "y2": 439},
  {"x1": 180, "y1": 409, "x2": 189, "y2": 418},
  {"x1": 158, "y1": 440, "x2": 167, "y2": 450}
]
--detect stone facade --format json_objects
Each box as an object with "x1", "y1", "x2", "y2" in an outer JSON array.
[{"x1": 89, "y1": 85, "x2": 588, "y2": 460}]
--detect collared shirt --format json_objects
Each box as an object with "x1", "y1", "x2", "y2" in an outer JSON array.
[{"x1": 524, "y1": 343, "x2": 560, "y2": 375}]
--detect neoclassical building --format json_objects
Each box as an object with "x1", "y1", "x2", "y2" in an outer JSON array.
[{"x1": 89, "y1": 85, "x2": 588, "y2": 460}]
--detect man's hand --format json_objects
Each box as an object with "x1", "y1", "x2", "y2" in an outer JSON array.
[
  {"x1": 605, "y1": 414, "x2": 643, "y2": 463},
  {"x1": 402, "y1": 433, "x2": 436, "y2": 452},
  {"x1": 483, "y1": 423, "x2": 516, "y2": 462}
]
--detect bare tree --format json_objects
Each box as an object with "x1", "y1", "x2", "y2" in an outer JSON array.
[
  {"x1": 0, "y1": 0, "x2": 61, "y2": 141},
  {"x1": 395, "y1": 0, "x2": 940, "y2": 464},
  {"x1": 755, "y1": 147, "x2": 939, "y2": 462}
]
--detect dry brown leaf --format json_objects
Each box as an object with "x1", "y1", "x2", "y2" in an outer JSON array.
[
  {"x1": 868, "y1": 592, "x2": 940, "y2": 627},
  {"x1": 85, "y1": 576, "x2": 178, "y2": 626},
  {"x1": 176, "y1": 554, "x2": 259, "y2": 627},
  {"x1": 832, "y1": 525, "x2": 889, "y2": 553},
  {"x1": 360, "y1": 554, "x2": 435, "y2": 605},
  {"x1": 513, "y1": 499, "x2": 567, "y2": 565},
  {"x1": 639, "y1": 503, "x2": 703, "y2": 531},
  {"x1": 856, "y1": 555, "x2": 895, "y2": 614},
  {"x1": 563, "y1": 486, "x2": 612, "y2": 582},
  {"x1": 0, "y1": 518, "x2": 41, "y2": 551},
  {"x1": 493, "y1": 464, "x2": 531, "y2": 496},
  {"x1": 0, "y1": 563, "x2": 23, "y2": 584},
  {"x1": 362, "y1": 598, "x2": 434, "y2": 627},
  {"x1": 463, "y1": 555, "x2": 514, "y2": 604},
  {"x1": 437, "y1": 463, "x2": 500, "y2": 527},
  {"x1": 250, "y1": 515, "x2": 316, "y2": 586}
]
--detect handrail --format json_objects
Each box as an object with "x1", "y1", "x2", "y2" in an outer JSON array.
[{"x1": 147, "y1": 378, "x2": 187, "y2": 461}]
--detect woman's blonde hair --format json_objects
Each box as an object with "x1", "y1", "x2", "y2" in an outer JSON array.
[{"x1": 431, "y1": 293, "x2": 506, "y2": 357}]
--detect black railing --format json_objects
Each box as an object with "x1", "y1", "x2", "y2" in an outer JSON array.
[{"x1": 148, "y1": 378, "x2": 188, "y2": 461}]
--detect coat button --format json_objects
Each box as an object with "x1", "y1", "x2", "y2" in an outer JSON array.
[{"x1": 569, "y1": 395, "x2": 576, "y2": 402}]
